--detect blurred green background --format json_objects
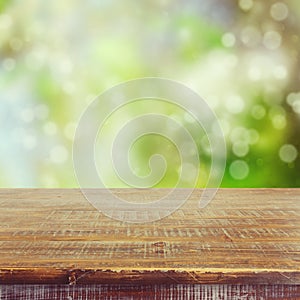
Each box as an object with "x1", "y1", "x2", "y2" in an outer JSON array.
[{"x1": 1, "y1": 0, "x2": 300, "y2": 188}]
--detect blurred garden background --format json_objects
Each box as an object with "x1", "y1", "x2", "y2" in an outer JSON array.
[{"x1": 1, "y1": 0, "x2": 300, "y2": 188}]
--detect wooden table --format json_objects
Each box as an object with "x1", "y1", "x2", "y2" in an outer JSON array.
[{"x1": 0, "y1": 189, "x2": 299, "y2": 299}]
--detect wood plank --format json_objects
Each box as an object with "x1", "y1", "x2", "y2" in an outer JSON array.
[
  {"x1": 1, "y1": 284, "x2": 300, "y2": 300},
  {"x1": 0, "y1": 189, "x2": 299, "y2": 285}
]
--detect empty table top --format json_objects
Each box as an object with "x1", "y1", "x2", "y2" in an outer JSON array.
[{"x1": 0, "y1": 188, "x2": 299, "y2": 285}]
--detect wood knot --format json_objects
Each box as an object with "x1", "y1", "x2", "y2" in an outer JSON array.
[
  {"x1": 68, "y1": 271, "x2": 77, "y2": 285},
  {"x1": 153, "y1": 241, "x2": 167, "y2": 254}
]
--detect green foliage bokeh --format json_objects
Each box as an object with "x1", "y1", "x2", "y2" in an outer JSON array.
[{"x1": 1, "y1": 0, "x2": 300, "y2": 188}]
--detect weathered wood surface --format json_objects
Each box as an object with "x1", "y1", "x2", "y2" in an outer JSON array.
[
  {"x1": 1, "y1": 284, "x2": 299, "y2": 300},
  {"x1": 0, "y1": 188, "x2": 299, "y2": 286}
]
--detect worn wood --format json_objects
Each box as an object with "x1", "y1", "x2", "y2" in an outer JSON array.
[
  {"x1": 1, "y1": 284, "x2": 299, "y2": 300},
  {"x1": 0, "y1": 188, "x2": 299, "y2": 287}
]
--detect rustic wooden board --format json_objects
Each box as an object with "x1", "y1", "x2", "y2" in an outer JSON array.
[
  {"x1": 0, "y1": 188, "x2": 299, "y2": 286},
  {"x1": 1, "y1": 284, "x2": 299, "y2": 300}
]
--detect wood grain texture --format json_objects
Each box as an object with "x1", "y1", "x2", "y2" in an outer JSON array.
[
  {"x1": 1, "y1": 284, "x2": 300, "y2": 300},
  {"x1": 0, "y1": 188, "x2": 299, "y2": 285}
]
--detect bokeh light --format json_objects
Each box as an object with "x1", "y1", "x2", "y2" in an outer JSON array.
[{"x1": 1, "y1": 0, "x2": 300, "y2": 188}]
